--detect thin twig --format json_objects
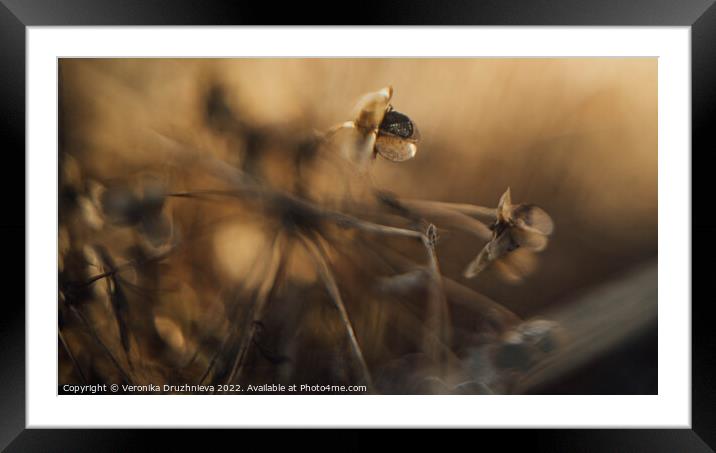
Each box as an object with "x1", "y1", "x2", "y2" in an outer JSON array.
[
  {"x1": 400, "y1": 199, "x2": 496, "y2": 219},
  {"x1": 298, "y1": 233, "x2": 375, "y2": 392},
  {"x1": 397, "y1": 199, "x2": 492, "y2": 240},
  {"x1": 76, "y1": 244, "x2": 177, "y2": 289},
  {"x1": 323, "y1": 213, "x2": 451, "y2": 363},
  {"x1": 338, "y1": 236, "x2": 466, "y2": 372},
  {"x1": 364, "y1": 237, "x2": 520, "y2": 333},
  {"x1": 58, "y1": 329, "x2": 88, "y2": 385},
  {"x1": 69, "y1": 305, "x2": 134, "y2": 385},
  {"x1": 225, "y1": 233, "x2": 286, "y2": 386},
  {"x1": 198, "y1": 331, "x2": 230, "y2": 386},
  {"x1": 203, "y1": 242, "x2": 278, "y2": 388}
]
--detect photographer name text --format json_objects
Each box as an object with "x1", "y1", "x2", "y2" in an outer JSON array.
[{"x1": 60, "y1": 383, "x2": 367, "y2": 394}]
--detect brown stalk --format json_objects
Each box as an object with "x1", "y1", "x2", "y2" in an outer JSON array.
[
  {"x1": 58, "y1": 329, "x2": 88, "y2": 385},
  {"x1": 400, "y1": 199, "x2": 496, "y2": 220},
  {"x1": 298, "y1": 233, "x2": 375, "y2": 393},
  {"x1": 69, "y1": 305, "x2": 134, "y2": 385},
  {"x1": 225, "y1": 233, "x2": 287, "y2": 386}
]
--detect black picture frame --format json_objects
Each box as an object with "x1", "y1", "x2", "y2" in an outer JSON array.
[{"x1": 2, "y1": 0, "x2": 713, "y2": 450}]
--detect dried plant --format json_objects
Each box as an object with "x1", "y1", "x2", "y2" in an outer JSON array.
[{"x1": 59, "y1": 83, "x2": 562, "y2": 395}]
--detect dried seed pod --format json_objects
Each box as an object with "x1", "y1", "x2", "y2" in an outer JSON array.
[
  {"x1": 464, "y1": 188, "x2": 553, "y2": 280},
  {"x1": 344, "y1": 87, "x2": 420, "y2": 163}
]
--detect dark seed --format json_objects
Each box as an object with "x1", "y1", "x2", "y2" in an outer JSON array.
[{"x1": 379, "y1": 110, "x2": 415, "y2": 139}]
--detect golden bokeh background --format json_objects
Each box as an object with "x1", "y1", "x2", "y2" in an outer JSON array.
[{"x1": 59, "y1": 58, "x2": 657, "y2": 393}]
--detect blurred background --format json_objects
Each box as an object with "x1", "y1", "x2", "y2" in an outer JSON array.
[{"x1": 59, "y1": 58, "x2": 657, "y2": 394}]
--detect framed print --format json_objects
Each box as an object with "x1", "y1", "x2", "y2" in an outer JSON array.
[{"x1": 3, "y1": 0, "x2": 714, "y2": 450}]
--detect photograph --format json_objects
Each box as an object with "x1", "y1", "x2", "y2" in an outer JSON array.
[{"x1": 57, "y1": 57, "x2": 657, "y2": 396}]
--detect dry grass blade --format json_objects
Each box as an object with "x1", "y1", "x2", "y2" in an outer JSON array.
[
  {"x1": 58, "y1": 330, "x2": 87, "y2": 385},
  {"x1": 399, "y1": 198, "x2": 493, "y2": 240},
  {"x1": 322, "y1": 210, "x2": 452, "y2": 363},
  {"x1": 365, "y1": 234, "x2": 520, "y2": 336},
  {"x1": 512, "y1": 261, "x2": 657, "y2": 393},
  {"x1": 440, "y1": 277, "x2": 521, "y2": 331},
  {"x1": 95, "y1": 247, "x2": 132, "y2": 360},
  {"x1": 298, "y1": 233, "x2": 375, "y2": 392},
  {"x1": 200, "y1": 244, "x2": 278, "y2": 386},
  {"x1": 401, "y1": 199, "x2": 496, "y2": 221},
  {"x1": 69, "y1": 305, "x2": 134, "y2": 385},
  {"x1": 225, "y1": 233, "x2": 287, "y2": 386},
  {"x1": 78, "y1": 244, "x2": 178, "y2": 289}
]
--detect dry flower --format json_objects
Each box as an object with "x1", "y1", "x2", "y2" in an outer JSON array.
[
  {"x1": 464, "y1": 188, "x2": 553, "y2": 279},
  {"x1": 329, "y1": 86, "x2": 420, "y2": 167}
]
